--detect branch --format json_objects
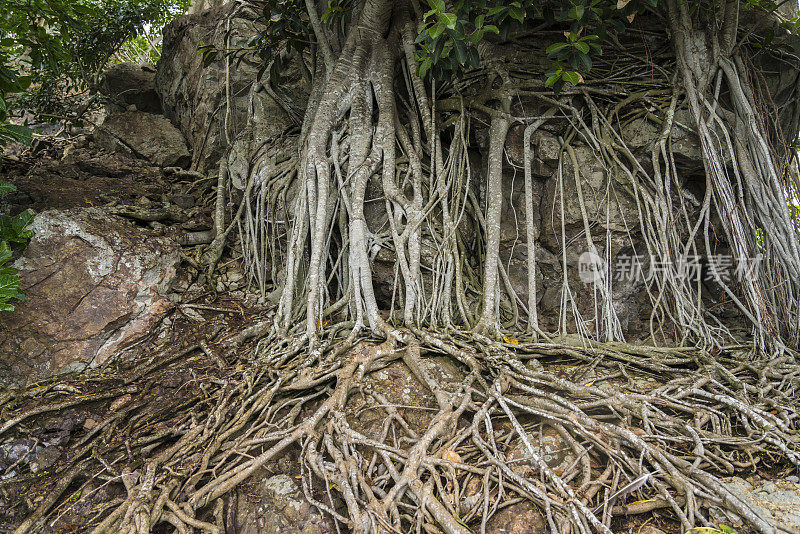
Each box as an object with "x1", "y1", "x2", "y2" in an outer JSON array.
[
  {"x1": 720, "y1": 0, "x2": 739, "y2": 56},
  {"x1": 304, "y1": 0, "x2": 335, "y2": 74}
]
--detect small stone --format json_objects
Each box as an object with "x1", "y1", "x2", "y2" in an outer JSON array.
[
  {"x1": 169, "y1": 193, "x2": 195, "y2": 209},
  {"x1": 507, "y1": 425, "x2": 575, "y2": 474},
  {"x1": 759, "y1": 481, "x2": 777, "y2": 494},
  {"x1": 485, "y1": 501, "x2": 547, "y2": 534},
  {"x1": 29, "y1": 446, "x2": 61, "y2": 472},
  {"x1": 534, "y1": 130, "x2": 561, "y2": 163},
  {"x1": 525, "y1": 358, "x2": 543, "y2": 371}
]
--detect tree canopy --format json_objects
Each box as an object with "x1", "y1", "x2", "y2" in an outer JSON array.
[{"x1": 0, "y1": 0, "x2": 187, "y2": 144}]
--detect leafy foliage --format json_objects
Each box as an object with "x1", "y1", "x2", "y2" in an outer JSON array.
[
  {"x1": 0, "y1": 0, "x2": 187, "y2": 121},
  {"x1": 0, "y1": 0, "x2": 188, "y2": 310},
  {"x1": 0, "y1": 65, "x2": 32, "y2": 148},
  {"x1": 0, "y1": 180, "x2": 32, "y2": 312},
  {"x1": 253, "y1": 0, "x2": 659, "y2": 92},
  {"x1": 415, "y1": 0, "x2": 659, "y2": 90}
]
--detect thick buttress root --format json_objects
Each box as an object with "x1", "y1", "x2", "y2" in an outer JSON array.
[{"x1": 5, "y1": 330, "x2": 798, "y2": 534}]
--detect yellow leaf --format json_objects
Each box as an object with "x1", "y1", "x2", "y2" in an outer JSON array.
[
  {"x1": 442, "y1": 449, "x2": 462, "y2": 463},
  {"x1": 627, "y1": 499, "x2": 654, "y2": 505},
  {"x1": 503, "y1": 336, "x2": 519, "y2": 345},
  {"x1": 584, "y1": 381, "x2": 595, "y2": 387}
]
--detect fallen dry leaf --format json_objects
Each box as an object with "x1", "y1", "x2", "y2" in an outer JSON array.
[{"x1": 442, "y1": 449, "x2": 462, "y2": 464}]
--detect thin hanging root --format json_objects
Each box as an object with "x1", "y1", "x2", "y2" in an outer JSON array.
[{"x1": 7, "y1": 329, "x2": 799, "y2": 534}]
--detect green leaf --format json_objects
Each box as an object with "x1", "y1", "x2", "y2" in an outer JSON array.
[
  {"x1": 454, "y1": 39, "x2": 468, "y2": 64},
  {"x1": 12, "y1": 209, "x2": 34, "y2": 239},
  {"x1": 429, "y1": 0, "x2": 446, "y2": 12},
  {"x1": 440, "y1": 12, "x2": 457, "y2": 29},
  {"x1": 73, "y1": 4, "x2": 97, "y2": 15},
  {"x1": 14, "y1": 76, "x2": 31, "y2": 91},
  {"x1": 487, "y1": 6, "x2": 507, "y2": 17},
  {"x1": 0, "y1": 124, "x2": 33, "y2": 146},
  {"x1": 467, "y1": 47, "x2": 480, "y2": 68},
  {"x1": 546, "y1": 42, "x2": 570, "y2": 55},
  {"x1": 0, "y1": 266, "x2": 22, "y2": 300},
  {"x1": 418, "y1": 57, "x2": 431, "y2": 79},
  {"x1": 545, "y1": 71, "x2": 562, "y2": 87},
  {"x1": 509, "y1": 6, "x2": 525, "y2": 23},
  {"x1": 568, "y1": 4, "x2": 585, "y2": 20},
  {"x1": 0, "y1": 241, "x2": 11, "y2": 265},
  {"x1": 574, "y1": 41, "x2": 590, "y2": 53},
  {"x1": 578, "y1": 52, "x2": 592, "y2": 70},
  {"x1": 429, "y1": 22, "x2": 444, "y2": 40},
  {"x1": 0, "y1": 181, "x2": 16, "y2": 196},
  {"x1": 562, "y1": 70, "x2": 581, "y2": 85}
]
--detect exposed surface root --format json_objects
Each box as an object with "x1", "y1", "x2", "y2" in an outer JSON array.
[{"x1": 3, "y1": 329, "x2": 798, "y2": 533}]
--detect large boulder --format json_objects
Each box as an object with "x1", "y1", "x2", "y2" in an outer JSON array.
[
  {"x1": 539, "y1": 142, "x2": 639, "y2": 251},
  {"x1": 156, "y1": 3, "x2": 308, "y2": 172},
  {"x1": 620, "y1": 108, "x2": 702, "y2": 172},
  {"x1": 93, "y1": 111, "x2": 191, "y2": 168},
  {"x1": 100, "y1": 62, "x2": 162, "y2": 114},
  {"x1": 0, "y1": 208, "x2": 180, "y2": 384}
]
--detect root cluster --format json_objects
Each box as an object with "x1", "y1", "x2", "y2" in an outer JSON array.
[{"x1": 4, "y1": 330, "x2": 798, "y2": 533}]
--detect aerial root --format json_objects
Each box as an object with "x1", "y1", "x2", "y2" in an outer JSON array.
[{"x1": 4, "y1": 330, "x2": 799, "y2": 534}]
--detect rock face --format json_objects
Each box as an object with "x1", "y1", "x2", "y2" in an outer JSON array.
[
  {"x1": 100, "y1": 62, "x2": 162, "y2": 114},
  {"x1": 719, "y1": 477, "x2": 800, "y2": 532},
  {"x1": 93, "y1": 111, "x2": 191, "y2": 168},
  {"x1": 0, "y1": 209, "x2": 180, "y2": 384},
  {"x1": 156, "y1": 3, "x2": 307, "y2": 172},
  {"x1": 235, "y1": 473, "x2": 333, "y2": 534}
]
